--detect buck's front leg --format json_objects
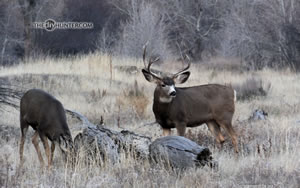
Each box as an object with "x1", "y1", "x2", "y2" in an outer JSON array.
[{"x1": 162, "y1": 128, "x2": 171, "y2": 136}]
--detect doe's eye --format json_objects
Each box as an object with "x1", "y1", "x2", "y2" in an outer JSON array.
[{"x1": 161, "y1": 84, "x2": 166, "y2": 87}]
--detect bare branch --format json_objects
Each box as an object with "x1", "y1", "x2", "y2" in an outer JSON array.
[{"x1": 0, "y1": 81, "x2": 23, "y2": 110}]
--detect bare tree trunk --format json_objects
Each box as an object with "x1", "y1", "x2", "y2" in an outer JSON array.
[
  {"x1": 18, "y1": 0, "x2": 36, "y2": 61},
  {"x1": 1, "y1": 38, "x2": 7, "y2": 65}
]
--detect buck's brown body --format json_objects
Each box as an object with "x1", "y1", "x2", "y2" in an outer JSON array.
[
  {"x1": 153, "y1": 84, "x2": 235, "y2": 130},
  {"x1": 19, "y1": 89, "x2": 73, "y2": 168},
  {"x1": 142, "y1": 44, "x2": 238, "y2": 153}
]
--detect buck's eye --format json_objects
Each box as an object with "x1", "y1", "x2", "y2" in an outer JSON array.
[{"x1": 161, "y1": 84, "x2": 166, "y2": 87}]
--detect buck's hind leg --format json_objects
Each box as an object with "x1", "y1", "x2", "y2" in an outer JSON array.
[
  {"x1": 206, "y1": 121, "x2": 225, "y2": 147},
  {"x1": 19, "y1": 119, "x2": 29, "y2": 166},
  {"x1": 216, "y1": 119, "x2": 238, "y2": 153},
  {"x1": 32, "y1": 131, "x2": 45, "y2": 167}
]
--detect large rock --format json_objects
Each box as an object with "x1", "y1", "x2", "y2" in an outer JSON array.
[
  {"x1": 249, "y1": 109, "x2": 268, "y2": 121},
  {"x1": 149, "y1": 136, "x2": 213, "y2": 169}
]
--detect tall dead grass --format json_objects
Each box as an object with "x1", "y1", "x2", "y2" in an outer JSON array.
[{"x1": 0, "y1": 54, "x2": 300, "y2": 187}]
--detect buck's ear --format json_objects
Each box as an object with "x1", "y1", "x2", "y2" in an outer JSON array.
[
  {"x1": 142, "y1": 69, "x2": 158, "y2": 83},
  {"x1": 174, "y1": 71, "x2": 190, "y2": 84}
]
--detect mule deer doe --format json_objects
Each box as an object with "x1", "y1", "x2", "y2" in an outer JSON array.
[
  {"x1": 142, "y1": 46, "x2": 238, "y2": 153},
  {"x1": 19, "y1": 89, "x2": 73, "y2": 168}
]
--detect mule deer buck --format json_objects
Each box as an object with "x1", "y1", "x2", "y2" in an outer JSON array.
[
  {"x1": 19, "y1": 89, "x2": 73, "y2": 168},
  {"x1": 142, "y1": 46, "x2": 238, "y2": 153}
]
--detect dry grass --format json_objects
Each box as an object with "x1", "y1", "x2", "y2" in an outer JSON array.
[
  {"x1": 0, "y1": 54, "x2": 300, "y2": 187},
  {"x1": 233, "y1": 76, "x2": 271, "y2": 101}
]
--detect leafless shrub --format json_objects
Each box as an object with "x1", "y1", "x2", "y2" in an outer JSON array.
[
  {"x1": 115, "y1": 0, "x2": 171, "y2": 58},
  {"x1": 115, "y1": 65, "x2": 139, "y2": 75},
  {"x1": 127, "y1": 80, "x2": 149, "y2": 118},
  {"x1": 117, "y1": 80, "x2": 149, "y2": 119},
  {"x1": 158, "y1": 0, "x2": 229, "y2": 61},
  {"x1": 222, "y1": 0, "x2": 300, "y2": 71},
  {"x1": 234, "y1": 77, "x2": 271, "y2": 101},
  {"x1": 96, "y1": 28, "x2": 117, "y2": 54},
  {"x1": 0, "y1": 79, "x2": 22, "y2": 109},
  {"x1": 87, "y1": 89, "x2": 107, "y2": 103},
  {"x1": 204, "y1": 58, "x2": 249, "y2": 73}
]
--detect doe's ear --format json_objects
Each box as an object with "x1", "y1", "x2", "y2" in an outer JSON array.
[
  {"x1": 174, "y1": 71, "x2": 190, "y2": 84},
  {"x1": 142, "y1": 69, "x2": 159, "y2": 83}
]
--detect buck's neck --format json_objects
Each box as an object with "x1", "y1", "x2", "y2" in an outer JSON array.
[{"x1": 153, "y1": 86, "x2": 174, "y2": 104}]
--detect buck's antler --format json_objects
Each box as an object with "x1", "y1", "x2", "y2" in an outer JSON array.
[
  {"x1": 142, "y1": 43, "x2": 161, "y2": 79},
  {"x1": 173, "y1": 54, "x2": 191, "y2": 78}
]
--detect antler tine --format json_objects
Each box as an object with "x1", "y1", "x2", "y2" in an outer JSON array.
[
  {"x1": 173, "y1": 54, "x2": 191, "y2": 77},
  {"x1": 143, "y1": 42, "x2": 149, "y2": 68},
  {"x1": 146, "y1": 56, "x2": 161, "y2": 79},
  {"x1": 142, "y1": 42, "x2": 161, "y2": 79},
  {"x1": 147, "y1": 57, "x2": 160, "y2": 71}
]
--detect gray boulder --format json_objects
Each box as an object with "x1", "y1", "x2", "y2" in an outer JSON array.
[{"x1": 149, "y1": 136, "x2": 213, "y2": 169}]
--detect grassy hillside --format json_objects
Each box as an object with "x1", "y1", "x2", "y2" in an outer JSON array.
[{"x1": 0, "y1": 53, "x2": 300, "y2": 187}]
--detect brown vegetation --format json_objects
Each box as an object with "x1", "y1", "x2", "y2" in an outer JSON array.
[{"x1": 0, "y1": 54, "x2": 299, "y2": 187}]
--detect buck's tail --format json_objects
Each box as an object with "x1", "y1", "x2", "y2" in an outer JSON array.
[{"x1": 233, "y1": 90, "x2": 237, "y2": 102}]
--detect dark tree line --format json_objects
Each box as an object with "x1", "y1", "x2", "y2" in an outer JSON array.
[{"x1": 0, "y1": 0, "x2": 300, "y2": 70}]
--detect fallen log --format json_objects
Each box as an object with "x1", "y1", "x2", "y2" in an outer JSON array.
[
  {"x1": 67, "y1": 109, "x2": 213, "y2": 169},
  {"x1": 67, "y1": 109, "x2": 151, "y2": 163},
  {"x1": 73, "y1": 126, "x2": 152, "y2": 163}
]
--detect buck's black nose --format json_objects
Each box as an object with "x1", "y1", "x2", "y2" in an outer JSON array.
[{"x1": 170, "y1": 91, "x2": 176, "y2": 96}]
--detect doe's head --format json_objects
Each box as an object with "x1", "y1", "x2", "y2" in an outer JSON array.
[{"x1": 58, "y1": 133, "x2": 74, "y2": 161}]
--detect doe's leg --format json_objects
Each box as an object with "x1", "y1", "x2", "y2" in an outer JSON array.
[
  {"x1": 19, "y1": 120, "x2": 29, "y2": 166},
  {"x1": 40, "y1": 134, "x2": 51, "y2": 168},
  {"x1": 50, "y1": 142, "x2": 55, "y2": 165},
  {"x1": 32, "y1": 131, "x2": 45, "y2": 167}
]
